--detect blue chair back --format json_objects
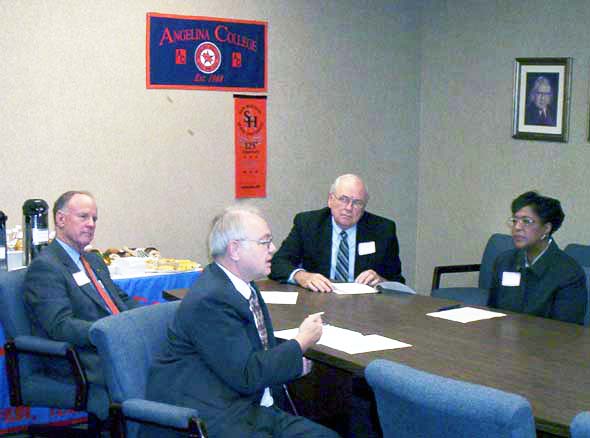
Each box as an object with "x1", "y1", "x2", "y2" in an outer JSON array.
[
  {"x1": 478, "y1": 233, "x2": 514, "y2": 289},
  {"x1": 564, "y1": 244, "x2": 590, "y2": 326},
  {"x1": 89, "y1": 301, "x2": 180, "y2": 437},
  {"x1": 0, "y1": 269, "x2": 42, "y2": 378},
  {"x1": 572, "y1": 412, "x2": 590, "y2": 438},
  {"x1": 365, "y1": 359, "x2": 536, "y2": 438}
]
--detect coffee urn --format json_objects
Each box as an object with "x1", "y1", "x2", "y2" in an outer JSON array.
[
  {"x1": 22, "y1": 199, "x2": 49, "y2": 265},
  {"x1": 0, "y1": 211, "x2": 7, "y2": 271}
]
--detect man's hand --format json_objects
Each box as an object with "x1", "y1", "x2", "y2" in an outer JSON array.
[
  {"x1": 355, "y1": 269, "x2": 384, "y2": 287},
  {"x1": 294, "y1": 312, "x2": 324, "y2": 352},
  {"x1": 294, "y1": 271, "x2": 334, "y2": 293}
]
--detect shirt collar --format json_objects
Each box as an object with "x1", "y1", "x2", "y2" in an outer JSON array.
[
  {"x1": 216, "y1": 262, "x2": 252, "y2": 300},
  {"x1": 331, "y1": 217, "x2": 356, "y2": 236},
  {"x1": 524, "y1": 238, "x2": 553, "y2": 268},
  {"x1": 55, "y1": 238, "x2": 83, "y2": 268}
]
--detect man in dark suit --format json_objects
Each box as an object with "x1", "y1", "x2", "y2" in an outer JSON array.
[
  {"x1": 270, "y1": 174, "x2": 404, "y2": 292},
  {"x1": 24, "y1": 191, "x2": 139, "y2": 391},
  {"x1": 524, "y1": 75, "x2": 557, "y2": 127},
  {"x1": 144, "y1": 206, "x2": 339, "y2": 438}
]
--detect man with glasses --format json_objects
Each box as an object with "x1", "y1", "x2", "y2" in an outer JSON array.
[
  {"x1": 144, "y1": 206, "x2": 339, "y2": 438},
  {"x1": 524, "y1": 75, "x2": 557, "y2": 127},
  {"x1": 270, "y1": 174, "x2": 404, "y2": 292}
]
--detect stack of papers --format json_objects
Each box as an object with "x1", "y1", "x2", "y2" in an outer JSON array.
[
  {"x1": 275, "y1": 325, "x2": 411, "y2": 355},
  {"x1": 426, "y1": 306, "x2": 506, "y2": 323}
]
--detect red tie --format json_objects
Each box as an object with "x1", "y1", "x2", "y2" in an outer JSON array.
[{"x1": 80, "y1": 255, "x2": 120, "y2": 315}]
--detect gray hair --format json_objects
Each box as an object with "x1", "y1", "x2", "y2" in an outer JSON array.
[
  {"x1": 329, "y1": 174, "x2": 370, "y2": 202},
  {"x1": 528, "y1": 76, "x2": 553, "y2": 104},
  {"x1": 208, "y1": 205, "x2": 263, "y2": 259},
  {"x1": 53, "y1": 190, "x2": 95, "y2": 221}
]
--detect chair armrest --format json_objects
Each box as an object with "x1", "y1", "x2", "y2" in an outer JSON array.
[
  {"x1": 119, "y1": 399, "x2": 207, "y2": 437},
  {"x1": 431, "y1": 264, "x2": 481, "y2": 290},
  {"x1": 4, "y1": 336, "x2": 88, "y2": 410},
  {"x1": 13, "y1": 335, "x2": 70, "y2": 356}
]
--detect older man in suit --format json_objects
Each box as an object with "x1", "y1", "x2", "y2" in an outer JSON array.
[
  {"x1": 270, "y1": 174, "x2": 404, "y2": 292},
  {"x1": 24, "y1": 191, "x2": 139, "y2": 392},
  {"x1": 144, "y1": 206, "x2": 339, "y2": 438}
]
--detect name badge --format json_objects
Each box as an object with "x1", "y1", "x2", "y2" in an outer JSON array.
[
  {"x1": 501, "y1": 271, "x2": 521, "y2": 287},
  {"x1": 73, "y1": 271, "x2": 91, "y2": 287},
  {"x1": 358, "y1": 241, "x2": 376, "y2": 256}
]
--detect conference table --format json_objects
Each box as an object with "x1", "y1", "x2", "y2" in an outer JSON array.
[{"x1": 165, "y1": 280, "x2": 590, "y2": 437}]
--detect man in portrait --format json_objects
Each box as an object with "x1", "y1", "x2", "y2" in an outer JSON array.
[{"x1": 524, "y1": 74, "x2": 558, "y2": 127}]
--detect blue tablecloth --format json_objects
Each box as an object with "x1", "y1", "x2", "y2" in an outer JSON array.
[{"x1": 0, "y1": 270, "x2": 200, "y2": 433}]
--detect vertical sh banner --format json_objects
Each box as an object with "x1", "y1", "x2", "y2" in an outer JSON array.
[
  {"x1": 147, "y1": 13, "x2": 267, "y2": 91},
  {"x1": 235, "y1": 95, "x2": 267, "y2": 198}
]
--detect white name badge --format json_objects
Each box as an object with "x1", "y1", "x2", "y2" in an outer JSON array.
[
  {"x1": 358, "y1": 241, "x2": 376, "y2": 256},
  {"x1": 501, "y1": 271, "x2": 521, "y2": 287},
  {"x1": 73, "y1": 271, "x2": 91, "y2": 287}
]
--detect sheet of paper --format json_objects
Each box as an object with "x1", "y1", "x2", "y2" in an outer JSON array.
[
  {"x1": 332, "y1": 283, "x2": 377, "y2": 295},
  {"x1": 275, "y1": 325, "x2": 411, "y2": 354},
  {"x1": 377, "y1": 281, "x2": 416, "y2": 294},
  {"x1": 427, "y1": 306, "x2": 506, "y2": 323},
  {"x1": 343, "y1": 334, "x2": 412, "y2": 355},
  {"x1": 261, "y1": 291, "x2": 298, "y2": 305}
]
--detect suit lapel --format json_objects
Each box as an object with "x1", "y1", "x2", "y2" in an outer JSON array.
[
  {"x1": 49, "y1": 242, "x2": 112, "y2": 312},
  {"x1": 355, "y1": 214, "x2": 374, "y2": 276},
  {"x1": 317, "y1": 212, "x2": 333, "y2": 278}
]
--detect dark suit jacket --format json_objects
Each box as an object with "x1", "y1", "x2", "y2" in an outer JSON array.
[
  {"x1": 143, "y1": 263, "x2": 303, "y2": 438},
  {"x1": 488, "y1": 240, "x2": 587, "y2": 325},
  {"x1": 24, "y1": 240, "x2": 138, "y2": 384},
  {"x1": 524, "y1": 103, "x2": 556, "y2": 126},
  {"x1": 269, "y1": 207, "x2": 404, "y2": 283}
]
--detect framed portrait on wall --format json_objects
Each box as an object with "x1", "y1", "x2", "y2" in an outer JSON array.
[{"x1": 512, "y1": 57, "x2": 572, "y2": 142}]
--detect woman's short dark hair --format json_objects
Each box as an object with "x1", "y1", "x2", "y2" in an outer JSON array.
[{"x1": 511, "y1": 191, "x2": 564, "y2": 234}]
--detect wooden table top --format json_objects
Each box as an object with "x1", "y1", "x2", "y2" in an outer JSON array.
[{"x1": 163, "y1": 280, "x2": 590, "y2": 436}]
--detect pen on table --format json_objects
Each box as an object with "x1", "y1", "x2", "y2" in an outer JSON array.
[
  {"x1": 437, "y1": 304, "x2": 462, "y2": 312},
  {"x1": 309, "y1": 311, "x2": 329, "y2": 325}
]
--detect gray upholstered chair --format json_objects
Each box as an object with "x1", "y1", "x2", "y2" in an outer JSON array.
[
  {"x1": 89, "y1": 301, "x2": 206, "y2": 438},
  {"x1": 0, "y1": 268, "x2": 109, "y2": 436},
  {"x1": 365, "y1": 359, "x2": 536, "y2": 438},
  {"x1": 431, "y1": 233, "x2": 514, "y2": 305}
]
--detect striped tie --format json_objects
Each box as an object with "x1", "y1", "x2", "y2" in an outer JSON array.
[
  {"x1": 335, "y1": 230, "x2": 349, "y2": 281},
  {"x1": 249, "y1": 285, "x2": 269, "y2": 349}
]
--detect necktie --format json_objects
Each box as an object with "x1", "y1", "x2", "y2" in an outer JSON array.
[
  {"x1": 335, "y1": 230, "x2": 349, "y2": 281},
  {"x1": 248, "y1": 285, "x2": 268, "y2": 349},
  {"x1": 80, "y1": 255, "x2": 120, "y2": 315}
]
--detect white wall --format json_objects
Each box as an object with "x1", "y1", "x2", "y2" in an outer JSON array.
[
  {"x1": 416, "y1": 0, "x2": 590, "y2": 292},
  {"x1": 1, "y1": 0, "x2": 420, "y2": 286}
]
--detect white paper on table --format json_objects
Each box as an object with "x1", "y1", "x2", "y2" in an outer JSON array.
[
  {"x1": 332, "y1": 283, "x2": 377, "y2": 295},
  {"x1": 275, "y1": 325, "x2": 411, "y2": 355},
  {"x1": 427, "y1": 306, "x2": 506, "y2": 323},
  {"x1": 261, "y1": 291, "x2": 298, "y2": 305},
  {"x1": 342, "y1": 334, "x2": 412, "y2": 355}
]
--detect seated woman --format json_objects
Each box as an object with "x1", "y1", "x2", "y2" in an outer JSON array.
[{"x1": 488, "y1": 191, "x2": 587, "y2": 324}]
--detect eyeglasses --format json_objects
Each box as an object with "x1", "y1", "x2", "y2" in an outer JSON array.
[
  {"x1": 506, "y1": 216, "x2": 537, "y2": 228},
  {"x1": 238, "y1": 237, "x2": 273, "y2": 249},
  {"x1": 333, "y1": 194, "x2": 366, "y2": 209}
]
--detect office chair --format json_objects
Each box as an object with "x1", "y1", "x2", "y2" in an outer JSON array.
[
  {"x1": 89, "y1": 301, "x2": 207, "y2": 438},
  {"x1": 365, "y1": 359, "x2": 536, "y2": 438},
  {"x1": 564, "y1": 244, "x2": 590, "y2": 326},
  {"x1": 0, "y1": 269, "x2": 109, "y2": 437},
  {"x1": 431, "y1": 233, "x2": 514, "y2": 305},
  {"x1": 571, "y1": 412, "x2": 590, "y2": 438}
]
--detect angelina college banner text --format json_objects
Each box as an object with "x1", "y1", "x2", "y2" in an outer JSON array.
[{"x1": 147, "y1": 13, "x2": 267, "y2": 91}]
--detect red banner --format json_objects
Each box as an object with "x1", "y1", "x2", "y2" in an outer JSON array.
[{"x1": 234, "y1": 95, "x2": 267, "y2": 198}]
